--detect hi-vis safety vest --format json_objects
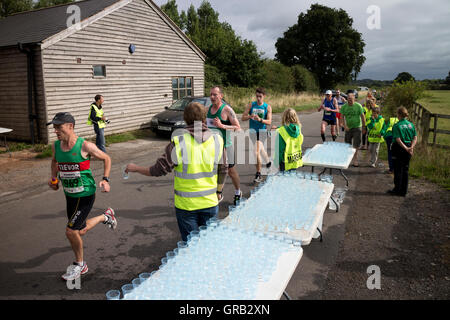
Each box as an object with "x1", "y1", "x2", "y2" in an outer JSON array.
[
  {"x1": 172, "y1": 133, "x2": 223, "y2": 211},
  {"x1": 368, "y1": 117, "x2": 385, "y2": 143},
  {"x1": 364, "y1": 106, "x2": 372, "y2": 126},
  {"x1": 386, "y1": 117, "x2": 399, "y2": 133},
  {"x1": 86, "y1": 104, "x2": 106, "y2": 129},
  {"x1": 277, "y1": 126, "x2": 303, "y2": 171}
]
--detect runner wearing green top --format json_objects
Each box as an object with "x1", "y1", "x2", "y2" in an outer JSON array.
[
  {"x1": 47, "y1": 112, "x2": 116, "y2": 283},
  {"x1": 340, "y1": 93, "x2": 366, "y2": 166},
  {"x1": 387, "y1": 107, "x2": 417, "y2": 197},
  {"x1": 207, "y1": 86, "x2": 242, "y2": 205}
]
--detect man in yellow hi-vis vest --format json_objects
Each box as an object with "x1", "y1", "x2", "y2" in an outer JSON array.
[
  {"x1": 87, "y1": 95, "x2": 109, "y2": 153},
  {"x1": 125, "y1": 102, "x2": 227, "y2": 241}
]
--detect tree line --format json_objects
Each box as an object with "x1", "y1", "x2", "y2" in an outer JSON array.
[
  {"x1": 161, "y1": 1, "x2": 366, "y2": 92},
  {"x1": 0, "y1": 0, "x2": 75, "y2": 17}
]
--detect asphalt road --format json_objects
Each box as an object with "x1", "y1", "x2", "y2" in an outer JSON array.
[{"x1": 0, "y1": 110, "x2": 357, "y2": 300}]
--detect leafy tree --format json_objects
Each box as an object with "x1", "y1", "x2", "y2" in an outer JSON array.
[
  {"x1": 259, "y1": 60, "x2": 294, "y2": 93},
  {"x1": 445, "y1": 71, "x2": 450, "y2": 85},
  {"x1": 395, "y1": 72, "x2": 415, "y2": 83},
  {"x1": 0, "y1": 0, "x2": 33, "y2": 18},
  {"x1": 33, "y1": 0, "x2": 74, "y2": 10},
  {"x1": 383, "y1": 80, "x2": 427, "y2": 117},
  {"x1": 275, "y1": 4, "x2": 365, "y2": 90},
  {"x1": 160, "y1": 0, "x2": 181, "y2": 29},
  {"x1": 291, "y1": 64, "x2": 319, "y2": 92},
  {"x1": 182, "y1": 1, "x2": 262, "y2": 87}
]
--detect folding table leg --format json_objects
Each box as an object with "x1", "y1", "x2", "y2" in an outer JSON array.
[
  {"x1": 316, "y1": 227, "x2": 323, "y2": 242},
  {"x1": 339, "y1": 169, "x2": 349, "y2": 187},
  {"x1": 329, "y1": 196, "x2": 339, "y2": 213},
  {"x1": 283, "y1": 291, "x2": 292, "y2": 300}
]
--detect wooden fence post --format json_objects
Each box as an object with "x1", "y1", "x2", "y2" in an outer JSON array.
[{"x1": 421, "y1": 109, "x2": 431, "y2": 146}]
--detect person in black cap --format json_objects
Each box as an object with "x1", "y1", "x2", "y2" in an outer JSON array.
[{"x1": 46, "y1": 112, "x2": 117, "y2": 283}]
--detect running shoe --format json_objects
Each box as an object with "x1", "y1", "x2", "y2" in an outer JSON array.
[
  {"x1": 253, "y1": 173, "x2": 263, "y2": 183},
  {"x1": 61, "y1": 262, "x2": 88, "y2": 281},
  {"x1": 233, "y1": 191, "x2": 242, "y2": 206},
  {"x1": 103, "y1": 207, "x2": 117, "y2": 230},
  {"x1": 266, "y1": 161, "x2": 272, "y2": 169}
]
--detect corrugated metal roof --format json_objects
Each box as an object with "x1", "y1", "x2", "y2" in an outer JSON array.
[{"x1": 0, "y1": 0, "x2": 121, "y2": 47}]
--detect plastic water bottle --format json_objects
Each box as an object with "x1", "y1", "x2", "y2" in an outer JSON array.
[{"x1": 122, "y1": 165, "x2": 129, "y2": 180}]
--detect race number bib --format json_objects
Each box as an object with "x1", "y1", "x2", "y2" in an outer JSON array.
[
  {"x1": 58, "y1": 163, "x2": 85, "y2": 194},
  {"x1": 207, "y1": 118, "x2": 216, "y2": 128}
]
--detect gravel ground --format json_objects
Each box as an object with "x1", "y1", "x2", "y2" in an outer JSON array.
[{"x1": 321, "y1": 157, "x2": 450, "y2": 299}]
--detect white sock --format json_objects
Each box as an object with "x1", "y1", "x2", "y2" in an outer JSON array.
[
  {"x1": 235, "y1": 189, "x2": 241, "y2": 196},
  {"x1": 103, "y1": 214, "x2": 108, "y2": 222}
]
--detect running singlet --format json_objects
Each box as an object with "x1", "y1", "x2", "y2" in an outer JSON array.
[
  {"x1": 249, "y1": 102, "x2": 268, "y2": 132},
  {"x1": 207, "y1": 103, "x2": 232, "y2": 148},
  {"x1": 55, "y1": 137, "x2": 96, "y2": 198},
  {"x1": 322, "y1": 98, "x2": 337, "y2": 121}
]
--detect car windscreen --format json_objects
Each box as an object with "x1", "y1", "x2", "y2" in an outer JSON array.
[
  {"x1": 168, "y1": 98, "x2": 207, "y2": 110},
  {"x1": 168, "y1": 99, "x2": 192, "y2": 111}
]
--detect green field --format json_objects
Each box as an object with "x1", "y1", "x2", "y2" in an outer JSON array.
[
  {"x1": 417, "y1": 90, "x2": 450, "y2": 145},
  {"x1": 377, "y1": 90, "x2": 450, "y2": 190}
]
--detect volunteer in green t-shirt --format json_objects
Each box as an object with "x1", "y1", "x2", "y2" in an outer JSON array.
[
  {"x1": 340, "y1": 93, "x2": 366, "y2": 166},
  {"x1": 387, "y1": 106, "x2": 417, "y2": 197},
  {"x1": 47, "y1": 112, "x2": 116, "y2": 283}
]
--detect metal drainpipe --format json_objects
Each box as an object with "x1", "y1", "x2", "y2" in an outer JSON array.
[{"x1": 18, "y1": 42, "x2": 37, "y2": 145}]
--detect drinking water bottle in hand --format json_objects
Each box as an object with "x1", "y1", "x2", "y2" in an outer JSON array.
[{"x1": 123, "y1": 165, "x2": 129, "y2": 180}]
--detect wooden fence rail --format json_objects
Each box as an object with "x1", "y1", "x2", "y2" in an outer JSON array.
[{"x1": 411, "y1": 103, "x2": 450, "y2": 149}]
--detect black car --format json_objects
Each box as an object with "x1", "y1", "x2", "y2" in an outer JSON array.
[{"x1": 150, "y1": 96, "x2": 228, "y2": 135}]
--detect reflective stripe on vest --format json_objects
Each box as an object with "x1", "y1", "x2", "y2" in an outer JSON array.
[
  {"x1": 368, "y1": 118, "x2": 385, "y2": 143},
  {"x1": 277, "y1": 126, "x2": 303, "y2": 171},
  {"x1": 172, "y1": 133, "x2": 223, "y2": 211},
  {"x1": 87, "y1": 104, "x2": 106, "y2": 128}
]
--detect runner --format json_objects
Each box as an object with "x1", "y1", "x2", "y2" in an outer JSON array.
[
  {"x1": 334, "y1": 89, "x2": 347, "y2": 134},
  {"x1": 207, "y1": 86, "x2": 242, "y2": 205},
  {"x1": 241, "y1": 87, "x2": 272, "y2": 183},
  {"x1": 340, "y1": 93, "x2": 366, "y2": 167},
  {"x1": 317, "y1": 90, "x2": 339, "y2": 142},
  {"x1": 47, "y1": 112, "x2": 116, "y2": 282}
]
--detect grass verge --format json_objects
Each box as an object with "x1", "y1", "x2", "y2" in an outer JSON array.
[
  {"x1": 223, "y1": 87, "x2": 322, "y2": 114},
  {"x1": 378, "y1": 141, "x2": 449, "y2": 190}
]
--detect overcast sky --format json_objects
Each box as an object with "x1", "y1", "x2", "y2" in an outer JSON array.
[{"x1": 153, "y1": 0, "x2": 450, "y2": 80}]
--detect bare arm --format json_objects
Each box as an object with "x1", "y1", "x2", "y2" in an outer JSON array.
[
  {"x1": 241, "y1": 103, "x2": 252, "y2": 121},
  {"x1": 126, "y1": 164, "x2": 152, "y2": 176},
  {"x1": 261, "y1": 105, "x2": 272, "y2": 126},
  {"x1": 214, "y1": 106, "x2": 241, "y2": 131},
  {"x1": 82, "y1": 141, "x2": 111, "y2": 192},
  {"x1": 48, "y1": 143, "x2": 59, "y2": 190}
]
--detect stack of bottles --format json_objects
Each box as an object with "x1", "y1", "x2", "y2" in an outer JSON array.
[
  {"x1": 302, "y1": 141, "x2": 354, "y2": 167},
  {"x1": 227, "y1": 172, "x2": 332, "y2": 234},
  {"x1": 107, "y1": 222, "x2": 301, "y2": 300}
]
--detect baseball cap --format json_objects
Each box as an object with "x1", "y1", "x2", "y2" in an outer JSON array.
[
  {"x1": 46, "y1": 112, "x2": 75, "y2": 126},
  {"x1": 325, "y1": 90, "x2": 332, "y2": 95}
]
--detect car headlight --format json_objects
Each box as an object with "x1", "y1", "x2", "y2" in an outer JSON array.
[
  {"x1": 175, "y1": 121, "x2": 186, "y2": 126},
  {"x1": 151, "y1": 117, "x2": 158, "y2": 124}
]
